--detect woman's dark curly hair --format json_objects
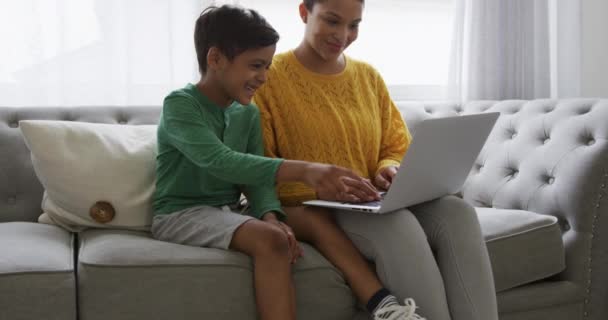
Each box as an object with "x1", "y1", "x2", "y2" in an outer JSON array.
[{"x1": 303, "y1": 0, "x2": 364, "y2": 11}]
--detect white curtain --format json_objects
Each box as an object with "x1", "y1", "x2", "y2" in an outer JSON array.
[
  {"x1": 0, "y1": 0, "x2": 458, "y2": 106},
  {"x1": 448, "y1": 0, "x2": 581, "y2": 101},
  {"x1": 0, "y1": 0, "x2": 205, "y2": 106}
]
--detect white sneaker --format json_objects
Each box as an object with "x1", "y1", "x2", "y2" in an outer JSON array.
[{"x1": 373, "y1": 298, "x2": 425, "y2": 320}]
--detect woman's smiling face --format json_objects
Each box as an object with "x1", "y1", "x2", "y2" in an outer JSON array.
[{"x1": 301, "y1": 0, "x2": 364, "y2": 61}]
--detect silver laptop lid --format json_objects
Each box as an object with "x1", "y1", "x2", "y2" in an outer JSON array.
[{"x1": 379, "y1": 112, "x2": 499, "y2": 213}]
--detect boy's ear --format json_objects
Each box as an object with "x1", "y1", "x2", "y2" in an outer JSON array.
[
  {"x1": 299, "y1": 3, "x2": 308, "y2": 23},
  {"x1": 206, "y1": 47, "x2": 226, "y2": 71}
]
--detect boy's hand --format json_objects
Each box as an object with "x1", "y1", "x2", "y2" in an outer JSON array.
[
  {"x1": 262, "y1": 212, "x2": 303, "y2": 264},
  {"x1": 374, "y1": 166, "x2": 398, "y2": 191},
  {"x1": 305, "y1": 163, "x2": 380, "y2": 203}
]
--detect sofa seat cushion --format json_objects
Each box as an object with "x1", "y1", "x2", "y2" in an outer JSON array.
[
  {"x1": 0, "y1": 222, "x2": 76, "y2": 320},
  {"x1": 77, "y1": 229, "x2": 357, "y2": 320},
  {"x1": 477, "y1": 208, "x2": 565, "y2": 292}
]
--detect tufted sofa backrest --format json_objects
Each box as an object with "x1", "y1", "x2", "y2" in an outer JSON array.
[
  {"x1": 396, "y1": 99, "x2": 608, "y2": 315},
  {"x1": 0, "y1": 106, "x2": 161, "y2": 223}
]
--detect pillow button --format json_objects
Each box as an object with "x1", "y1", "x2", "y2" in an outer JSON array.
[{"x1": 90, "y1": 201, "x2": 116, "y2": 223}]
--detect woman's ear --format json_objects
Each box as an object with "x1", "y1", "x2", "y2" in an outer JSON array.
[
  {"x1": 299, "y1": 3, "x2": 308, "y2": 23},
  {"x1": 206, "y1": 47, "x2": 225, "y2": 72}
]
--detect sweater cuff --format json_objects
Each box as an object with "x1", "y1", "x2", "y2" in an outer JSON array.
[
  {"x1": 266, "y1": 158, "x2": 285, "y2": 186},
  {"x1": 375, "y1": 159, "x2": 401, "y2": 177},
  {"x1": 259, "y1": 208, "x2": 287, "y2": 221}
]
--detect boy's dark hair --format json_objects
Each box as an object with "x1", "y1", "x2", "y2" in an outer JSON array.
[
  {"x1": 194, "y1": 5, "x2": 279, "y2": 74},
  {"x1": 303, "y1": 0, "x2": 364, "y2": 11}
]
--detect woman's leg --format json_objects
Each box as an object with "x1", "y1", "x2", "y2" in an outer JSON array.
[
  {"x1": 284, "y1": 206, "x2": 427, "y2": 320},
  {"x1": 230, "y1": 219, "x2": 297, "y2": 320},
  {"x1": 408, "y1": 195, "x2": 498, "y2": 320},
  {"x1": 333, "y1": 206, "x2": 452, "y2": 320},
  {"x1": 283, "y1": 206, "x2": 384, "y2": 304}
]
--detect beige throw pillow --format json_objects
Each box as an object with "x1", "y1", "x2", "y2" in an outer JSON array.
[{"x1": 20, "y1": 120, "x2": 157, "y2": 232}]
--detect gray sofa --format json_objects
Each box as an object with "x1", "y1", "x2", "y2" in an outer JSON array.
[{"x1": 0, "y1": 99, "x2": 606, "y2": 320}]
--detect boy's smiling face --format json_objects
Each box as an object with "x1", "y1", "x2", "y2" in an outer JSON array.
[{"x1": 215, "y1": 45, "x2": 276, "y2": 106}]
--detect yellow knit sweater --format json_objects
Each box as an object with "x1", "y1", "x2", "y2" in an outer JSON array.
[{"x1": 254, "y1": 51, "x2": 412, "y2": 206}]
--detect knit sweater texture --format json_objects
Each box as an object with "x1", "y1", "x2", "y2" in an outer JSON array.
[{"x1": 254, "y1": 51, "x2": 412, "y2": 206}]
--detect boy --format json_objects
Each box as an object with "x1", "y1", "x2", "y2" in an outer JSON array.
[{"x1": 151, "y1": 5, "x2": 379, "y2": 320}]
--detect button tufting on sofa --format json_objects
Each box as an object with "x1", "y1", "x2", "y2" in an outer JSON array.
[
  {"x1": 543, "y1": 138, "x2": 551, "y2": 144},
  {"x1": 510, "y1": 170, "x2": 519, "y2": 179},
  {"x1": 578, "y1": 106, "x2": 592, "y2": 115},
  {"x1": 547, "y1": 177, "x2": 555, "y2": 185},
  {"x1": 479, "y1": 202, "x2": 492, "y2": 208},
  {"x1": 587, "y1": 139, "x2": 596, "y2": 146}
]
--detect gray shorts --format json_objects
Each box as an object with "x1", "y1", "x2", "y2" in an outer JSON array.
[{"x1": 150, "y1": 204, "x2": 255, "y2": 250}]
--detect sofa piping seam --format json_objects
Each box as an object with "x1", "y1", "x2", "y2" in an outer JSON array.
[
  {"x1": 78, "y1": 261, "x2": 336, "y2": 272},
  {"x1": 484, "y1": 220, "x2": 559, "y2": 243},
  {"x1": 0, "y1": 270, "x2": 74, "y2": 277},
  {"x1": 583, "y1": 166, "x2": 607, "y2": 319},
  {"x1": 500, "y1": 298, "x2": 584, "y2": 316}
]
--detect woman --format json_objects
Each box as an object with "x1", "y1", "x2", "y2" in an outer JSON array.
[{"x1": 254, "y1": 0, "x2": 499, "y2": 319}]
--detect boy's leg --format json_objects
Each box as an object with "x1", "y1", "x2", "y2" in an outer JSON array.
[
  {"x1": 283, "y1": 206, "x2": 383, "y2": 305},
  {"x1": 332, "y1": 206, "x2": 452, "y2": 320},
  {"x1": 151, "y1": 206, "x2": 295, "y2": 320},
  {"x1": 230, "y1": 219, "x2": 296, "y2": 320}
]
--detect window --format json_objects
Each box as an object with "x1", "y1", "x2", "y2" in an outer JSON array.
[
  {"x1": 0, "y1": 0, "x2": 201, "y2": 106},
  {"x1": 0, "y1": 0, "x2": 455, "y2": 106}
]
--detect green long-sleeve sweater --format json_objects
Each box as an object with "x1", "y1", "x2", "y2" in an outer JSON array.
[{"x1": 153, "y1": 83, "x2": 285, "y2": 219}]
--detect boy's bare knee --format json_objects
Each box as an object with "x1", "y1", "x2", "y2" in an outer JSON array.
[{"x1": 254, "y1": 226, "x2": 290, "y2": 257}]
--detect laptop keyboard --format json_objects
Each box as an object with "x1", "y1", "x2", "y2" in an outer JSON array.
[
  {"x1": 358, "y1": 200, "x2": 383, "y2": 207},
  {"x1": 345, "y1": 192, "x2": 386, "y2": 207}
]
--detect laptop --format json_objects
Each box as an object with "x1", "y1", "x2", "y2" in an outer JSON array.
[{"x1": 303, "y1": 112, "x2": 500, "y2": 214}]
